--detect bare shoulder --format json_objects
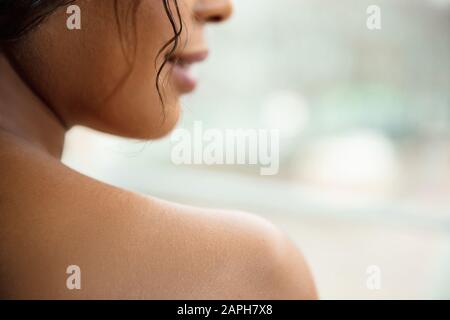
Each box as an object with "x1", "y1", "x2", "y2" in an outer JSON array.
[
  {"x1": 0, "y1": 134, "x2": 316, "y2": 299},
  {"x1": 152, "y1": 201, "x2": 317, "y2": 299}
]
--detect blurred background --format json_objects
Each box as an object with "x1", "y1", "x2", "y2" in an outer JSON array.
[{"x1": 62, "y1": 0, "x2": 450, "y2": 299}]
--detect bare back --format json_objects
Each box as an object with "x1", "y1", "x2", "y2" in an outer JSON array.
[{"x1": 0, "y1": 132, "x2": 317, "y2": 299}]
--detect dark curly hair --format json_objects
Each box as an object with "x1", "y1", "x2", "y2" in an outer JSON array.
[{"x1": 0, "y1": 0, "x2": 183, "y2": 107}]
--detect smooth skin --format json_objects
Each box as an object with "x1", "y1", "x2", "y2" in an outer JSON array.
[{"x1": 0, "y1": 0, "x2": 317, "y2": 299}]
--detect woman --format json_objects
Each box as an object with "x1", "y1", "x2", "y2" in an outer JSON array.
[{"x1": 0, "y1": 0, "x2": 317, "y2": 299}]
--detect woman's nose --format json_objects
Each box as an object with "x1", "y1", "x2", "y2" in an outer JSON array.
[{"x1": 194, "y1": 0, "x2": 233, "y2": 23}]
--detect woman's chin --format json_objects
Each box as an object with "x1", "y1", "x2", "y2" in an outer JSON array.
[
  {"x1": 126, "y1": 102, "x2": 181, "y2": 140},
  {"x1": 86, "y1": 100, "x2": 181, "y2": 140}
]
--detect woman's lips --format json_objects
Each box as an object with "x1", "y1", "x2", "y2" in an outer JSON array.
[{"x1": 168, "y1": 51, "x2": 209, "y2": 94}]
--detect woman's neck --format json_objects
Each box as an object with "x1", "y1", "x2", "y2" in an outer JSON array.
[{"x1": 0, "y1": 52, "x2": 66, "y2": 158}]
